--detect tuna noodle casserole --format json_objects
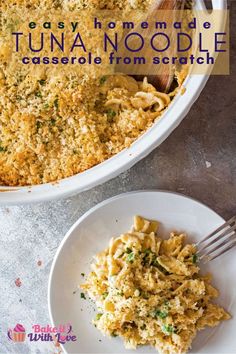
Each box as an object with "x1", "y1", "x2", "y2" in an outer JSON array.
[
  {"x1": 0, "y1": 0, "x2": 186, "y2": 186},
  {"x1": 81, "y1": 216, "x2": 230, "y2": 354}
]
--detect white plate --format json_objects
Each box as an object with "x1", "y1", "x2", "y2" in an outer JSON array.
[{"x1": 48, "y1": 191, "x2": 236, "y2": 354}]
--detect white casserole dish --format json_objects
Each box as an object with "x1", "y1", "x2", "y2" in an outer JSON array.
[{"x1": 0, "y1": 0, "x2": 227, "y2": 205}]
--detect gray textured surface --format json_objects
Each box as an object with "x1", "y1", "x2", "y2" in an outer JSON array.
[{"x1": 0, "y1": 6, "x2": 236, "y2": 354}]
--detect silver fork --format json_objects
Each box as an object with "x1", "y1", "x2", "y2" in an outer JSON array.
[{"x1": 196, "y1": 216, "x2": 236, "y2": 263}]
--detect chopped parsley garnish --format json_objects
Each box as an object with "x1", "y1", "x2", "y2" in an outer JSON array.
[
  {"x1": 140, "y1": 291, "x2": 149, "y2": 299},
  {"x1": 36, "y1": 121, "x2": 42, "y2": 131},
  {"x1": 81, "y1": 272, "x2": 85, "y2": 277},
  {"x1": 117, "y1": 290, "x2": 124, "y2": 296},
  {"x1": 54, "y1": 98, "x2": 59, "y2": 109},
  {"x1": 142, "y1": 250, "x2": 169, "y2": 274},
  {"x1": 106, "y1": 109, "x2": 116, "y2": 123},
  {"x1": 102, "y1": 292, "x2": 109, "y2": 299},
  {"x1": 142, "y1": 248, "x2": 155, "y2": 266},
  {"x1": 50, "y1": 118, "x2": 56, "y2": 126},
  {"x1": 152, "y1": 309, "x2": 168, "y2": 319},
  {"x1": 35, "y1": 91, "x2": 42, "y2": 98},
  {"x1": 80, "y1": 292, "x2": 86, "y2": 300},
  {"x1": 192, "y1": 254, "x2": 198, "y2": 264},
  {"x1": 126, "y1": 247, "x2": 133, "y2": 254},
  {"x1": 99, "y1": 76, "x2": 107, "y2": 85},
  {"x1": 43, "y1": 103, "x2": 50, "y2": 110},
  {"x1": 111, "y1": 331, "x2": 118, "y2": 337},
  {"x1": 150, "y1": 256, "x2": 159, "y2": 267},
  {"x1": 0, "y1": 145, "x2": 7, "y2": 152},
  {"x1": 162, "y1": 324, "x2": 176, "y2": 335},
  {"x1": 126, "y1": 252, "x2": 135, "y2": 263},
  {"x1": 154, "y1": 260, "x2": 170, "y2": 275},
  {"x1": 95, "y1": 313, "x2": 103, "y2": 321},
  {"x1": 38, "y1": 79, "x2": 46, "y2": 86}
]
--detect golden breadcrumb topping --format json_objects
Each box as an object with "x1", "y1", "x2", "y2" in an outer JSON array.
[{"x1": 0, "y1": 0, "x2": 185, "y2": 186}]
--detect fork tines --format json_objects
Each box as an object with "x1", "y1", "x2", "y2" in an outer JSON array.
[{"x1": 196, "y1": 216, "x2": 236, "y2": 262}]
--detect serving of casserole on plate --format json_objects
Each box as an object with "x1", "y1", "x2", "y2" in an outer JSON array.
[
  {"x1": 81, "y1": 215, "x2": 230, "y2": 354},
  {"x1": 48, "y1": 191, "x2": 235, "y2": 354}
]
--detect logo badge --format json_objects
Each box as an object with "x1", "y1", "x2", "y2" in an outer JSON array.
[{"x1": 8, "y1": 324, "x2": 26, "y2": 342}]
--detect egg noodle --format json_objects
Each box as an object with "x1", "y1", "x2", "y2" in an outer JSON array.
[{"x1": 81, "y1": 216, "x2": 230, "y2": 354}]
